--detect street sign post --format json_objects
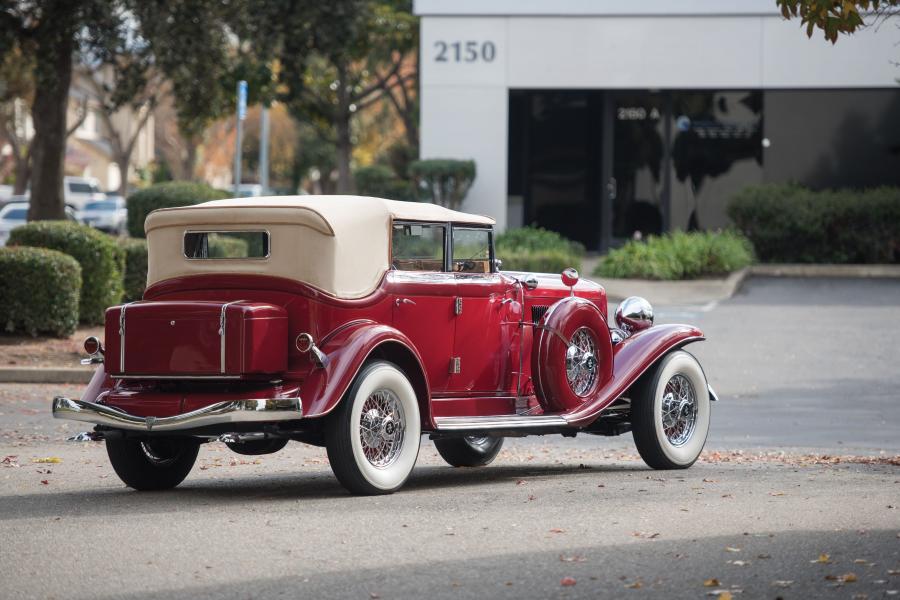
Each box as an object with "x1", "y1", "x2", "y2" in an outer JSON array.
[{"x1": 234, "y1": 80, "x2": 248, "y2": 195}]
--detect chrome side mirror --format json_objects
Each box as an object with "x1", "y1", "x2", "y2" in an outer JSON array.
[
  {"x1": 492, "y1": 258, "x2": 503, "y2": 272},
  {"x1": 615, "y1": 296, "x2": 654, "y2": 334},
  {"x1": 561, "y1": 268, "x2": 578, "y2": 295},
  {"x1": 523, "y1": 275, "x2": 539, "y2": 290}
]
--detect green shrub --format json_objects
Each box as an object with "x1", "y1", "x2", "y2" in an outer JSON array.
[
  {"x1": 0, "y1": 247, "x2": 82, "y2": 337},
  {"x1": 409, "y1": 159, "x2": 476, "y2": 210},
  {"x1": 127, "y1": 181, "x2": 229, "y2": 238},
  {"x1": 119, "y1": 238, "x2": 148, "y2": 302},
  {"x1": 728, "y1": 184, "x2": 900, "y2": 263},
  {"x1": 496, "y1": 225, "x2": 585, "y2": 272},
  {"x1": 594, "y1": 231, "x2": 754, "y2": 280},
  {"x1": 354, "y1": 165, "x2": 416, "y2": 201},
  {"x1": 207, "y1": 235, "x2": 249, "y2": 258},
  {"x1": 8, "y1": 221, "x2": 125, "y2": 324}
]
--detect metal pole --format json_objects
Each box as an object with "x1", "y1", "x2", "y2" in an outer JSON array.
[
  {"x1": 259, "y1": 104, "x2": 270, "y2": 193},
  {"x1": 234, "y1": 80, "x2": 247, "y2": 196}
]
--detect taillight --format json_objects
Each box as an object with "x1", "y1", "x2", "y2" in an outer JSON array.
[{"x1": 83, "y1": 336, "x2": 103, "y2": 356}]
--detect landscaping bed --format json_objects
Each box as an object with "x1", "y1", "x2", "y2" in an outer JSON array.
[{"x1": 0, "y1": 326, "x2": 102, "y2": 370}]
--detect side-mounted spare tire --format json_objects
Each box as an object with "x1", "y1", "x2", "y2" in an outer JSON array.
[{"x1": 532, "y1": 297, "x2": 613, "y2": 411}]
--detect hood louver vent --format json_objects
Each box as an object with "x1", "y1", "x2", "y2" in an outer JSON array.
[{"x1": 531, "y1": 305, "x2": 549, "y2": 323}]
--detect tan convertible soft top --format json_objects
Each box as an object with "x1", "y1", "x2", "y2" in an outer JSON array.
[{"x1": 145, "y1": 195, "x2": 494, "y2": 299}]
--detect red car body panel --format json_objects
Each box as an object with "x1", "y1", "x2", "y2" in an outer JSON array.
[{"x1": 86, "y1": 264, "x2": 703, "y2": 431}]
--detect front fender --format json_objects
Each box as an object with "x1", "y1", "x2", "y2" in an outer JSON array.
[
  {"x1": 300, "y1": 321, "x2": 431, "y2": 424},
  {"x1": 564, "y1": 324, "x2": 704, "y2": 427}
]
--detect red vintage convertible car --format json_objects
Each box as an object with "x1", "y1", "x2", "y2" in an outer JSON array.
[{"x1": 53, "y1": 196, "x2": 716, "y2": 495}]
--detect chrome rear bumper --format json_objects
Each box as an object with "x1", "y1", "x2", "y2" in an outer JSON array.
[{"x1": 52, "y1": 396, "x2": 303, "y2": 432}]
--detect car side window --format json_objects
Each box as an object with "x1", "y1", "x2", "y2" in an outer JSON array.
[
  {"x1": 452, "y1": 228, "x2": 492, "y2": 273},
  {"x1": 391, "y1": 223, "x2": 445, "y2": 271}
]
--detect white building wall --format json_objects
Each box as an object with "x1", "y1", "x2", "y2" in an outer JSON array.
[{"x1": 417, "y1": 3, "x2": 900, "y2": 230}]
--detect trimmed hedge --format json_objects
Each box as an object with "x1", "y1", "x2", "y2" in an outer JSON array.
[
  {"x1": 9, "y1": 221, "x2": 125, "y2": 324},
  {"x1": 208, "y1": 235, "x2": 248, "y2": 258},
  {"x1": 119, "y1": 238, "x2": 148, "y2": 302},
  {"x1": 354, "y1": 165, "x2": 417, "y2": 201},
  {"x1": 409, "y1": 159, "x2": 476, "y2": 210},
  {"x1": 0, "y1": 247, "x2": 82, "y2": 337},
  {"x1": 127, "y1": 181, "x2": 230, "y2": 238},
  {"x1": 496, "y1": 226, "x2": 585, "y2": 273},
  {"x1": 594, "y1": 231, "x2": 754, "y2": 280},
  {"x1": 728, "y1": 184, "x2": 900, "y2": 263}
]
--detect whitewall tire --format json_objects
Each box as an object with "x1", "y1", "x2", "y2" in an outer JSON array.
[
  {"x1": 326, "y1": 360, "x2": 421, "y2": 495},
  {"x1": 631, "y1": 350, "x2": 710, "y2": 469}
]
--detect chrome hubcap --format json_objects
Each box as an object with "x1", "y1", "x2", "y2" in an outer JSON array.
[
  {"x1": 566, "y1": 327, "x2": 598, "y2": 396},
  {"x1": 661, "y1": 374, "x2": 698, "y2": 447},
  {"x1": 359, "y1": 389, "x2": 405, "y2": 469}
]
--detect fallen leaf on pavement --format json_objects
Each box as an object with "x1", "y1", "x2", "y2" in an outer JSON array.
[
  {"x1": 559, "y1": 554, "x2": 586, "y2": 563},
  {"x1": 725, "y1": 547, "x2": 741, "y2": 553},
  {"x1": 757, "y1": 554, "x2": 771, "y2": 559},
  {"x1": 703, "y1": 578, "x2": 720, "y2": 587},
  {"x1": 703, "y1": 478, "x2": 717, "y2": 483},
  {"x1": 706, "y1": 591, "x2": 733, "y2": 599},
  {"x1": 40, "y1": 479, "x2": 48, "y2": 485},
  {"x1": 825, "y1": 573, "x2": 857, "y2": 583},
  {"x1": 560, "y1": 577, "x2": 576, "y2": 587},
  {"x1": 772, "y1": 580, "x2": 793, "y2": 588},
  {"x1": 812, "y1": 553, "x2": 832, "y2": 564},
  {"x1": 32, "y1": 457, "x2": 62, "y2": 464},
  {"x1": 728, "y1": 560, "x2": 750, "y2": 567},
  {"x1": 632, "y1": 531, "x2": 661, "y2": 539},
  {"x1": 549, "y1": 528, "x2": 565, "y2": 534},
  {"x1": 768, "y1": 491, "x2": 785, "y2": 496},
  {"x1": 624, "y1": 581, "x2": 642, "y2": 589},
  {"x1": 1, "y1": 456, "x2": 20, "y2": 467},
  {"x1": 516, "y1": 480, "x2": 527, "y2": 486}
]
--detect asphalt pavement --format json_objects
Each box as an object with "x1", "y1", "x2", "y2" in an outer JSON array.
[{"x1": 1, "y1": 277, "x2": 898, "y2": 599}]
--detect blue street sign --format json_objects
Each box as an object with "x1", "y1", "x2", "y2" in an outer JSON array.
[{"x1": 237, "y1": 80, "x2": 248, "y2": 121}]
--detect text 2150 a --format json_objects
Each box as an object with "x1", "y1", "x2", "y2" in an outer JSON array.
[{"x1": 434, "y1": 41, "x2": 496, "y2": 63}]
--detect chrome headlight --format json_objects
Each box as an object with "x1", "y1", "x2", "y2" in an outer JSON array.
[{"x1": 615, "y1": 296, "x2": 654, "y2": 334}]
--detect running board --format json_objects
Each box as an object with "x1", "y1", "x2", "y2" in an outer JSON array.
[{"x1": 433, "y1": 414, "x2": 569, "y2": 432}]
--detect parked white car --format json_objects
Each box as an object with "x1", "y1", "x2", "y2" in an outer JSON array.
[
  {"x1": 0, "y1": 202, "x2": 78, "y2": 246},
  {"x1": 77, "y1": 196, "x2": 127, "y2": 235},
  {"x1": 0, "y1": 202, "x2": 29, "y2": 246},
  {"x1": 64, "y1": 176, "x2": 106, "y2": 210}
]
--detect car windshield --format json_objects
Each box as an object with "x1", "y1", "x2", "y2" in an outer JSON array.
[
  {"x1": 69, "y1": 182, "x2": 101, "y2": 194},
  {"x1": 84, "y1": 201, "x2": 119, "y2": 211},
  {"x1": 2, "y1": 208, "x2": 28, "y2": 220}
]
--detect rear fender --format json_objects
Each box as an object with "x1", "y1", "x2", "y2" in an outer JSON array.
[
  {"x1": 564, "y1": 324, "x2": 704, "y2": 427},
  {"x1": 300, "y1": 321, "x2": 432, "y2": 427}
]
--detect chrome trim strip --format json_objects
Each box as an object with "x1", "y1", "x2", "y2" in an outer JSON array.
[
  {"x1": 119, "y1": 301, "x2": 137, "y2": 372},
  {"x1": 434, "y1": 414, "x2": 568, "y2": 431},
  {"x1": 111, "y1": 374, "x2": 243, "y2": 380},
  {"x1": 52, "y1": 396, "x2": 302, "y2": 432},
  {"x1": 219, "y1": 300, "x2": 244, "y2": 374}
]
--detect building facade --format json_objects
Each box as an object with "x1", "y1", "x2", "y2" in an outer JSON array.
[{"x1": 415, "y1": 0, "x2": 900, "y2": 250}]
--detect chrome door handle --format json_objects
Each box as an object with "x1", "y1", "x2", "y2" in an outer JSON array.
[{"x1": 395, "y1": 298, "x2": 416, "y2": 306}]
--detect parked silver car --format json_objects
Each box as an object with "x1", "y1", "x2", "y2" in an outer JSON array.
[
  {"x1": 0, "y1": 202, "x2": 78, "y2": 246},
  {"x1": 77, "y1": 196, "x2": 127, "y2": 235}
]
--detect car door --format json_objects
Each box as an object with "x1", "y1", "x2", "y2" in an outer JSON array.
[
  {"x1": 388, "y1": 222, "x2": 457, "y2": 393},
  {"x1": 448, "y1": 226, "x2": 521, "y2": 396}
]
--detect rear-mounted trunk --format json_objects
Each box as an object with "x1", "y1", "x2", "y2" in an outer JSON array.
[{"x1": 105, "y1": 301, "x2": 288, "y2": 379}]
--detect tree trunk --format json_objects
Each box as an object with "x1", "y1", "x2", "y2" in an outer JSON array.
[
  {"x1": 183, "y1": 137, "x2": 198, "y2": 181},
  {"x1": 116, "y1": 151, "x2": 131, "y2": 197},
  {"x1": 29, "y1": 20, "x2": 75, "y2": 221},
  {"x1": 12, "y1": 152, "x2": 30, "y2": 195},
  {"x1": 335, "y1": 115, "x2": 353, "y2": 194}
]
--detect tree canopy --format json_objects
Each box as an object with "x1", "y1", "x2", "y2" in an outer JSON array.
[{"x1": 777, "y1": 0, "x2": 900, "y2": 42}]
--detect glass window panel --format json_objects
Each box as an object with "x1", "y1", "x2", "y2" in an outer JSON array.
[
  {"x1": 391, "y1": 223, "x2": 445, "y2": 271},
  {"x1": 183, "y1": 231, "x2": 270, "y2": 259},
  {"x1": 452, "y1": 228, "x2": 491, "y2": 273}
]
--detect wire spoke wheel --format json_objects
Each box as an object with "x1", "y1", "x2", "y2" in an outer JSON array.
[
  {"x1": 660, "y1": 374, "x2": 698, "y2": 447},
  {"x1": 359, "y1": 388, "x2": 406, "y2": 469},
  {"x1": 565, "y1": 327, "x2": 599, "y2": 396}
]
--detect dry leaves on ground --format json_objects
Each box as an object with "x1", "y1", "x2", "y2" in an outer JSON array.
[
  {"x1": 560, "y1": 577, "x2": 577, "y2": 587},
  {"x1": 32, "y1": 457, "x2": 62, "y2": 464}
]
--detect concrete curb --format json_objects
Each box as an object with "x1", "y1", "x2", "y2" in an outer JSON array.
[
  {"x1": 0, "y1": 367, "x2": 93, "y2": 384},
  {"x1": 595, "y1": 267, "x2": 748, "y2": 305},
  {"x1": 749, "y1": 263, "x2": 900, "y2": 278}
]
